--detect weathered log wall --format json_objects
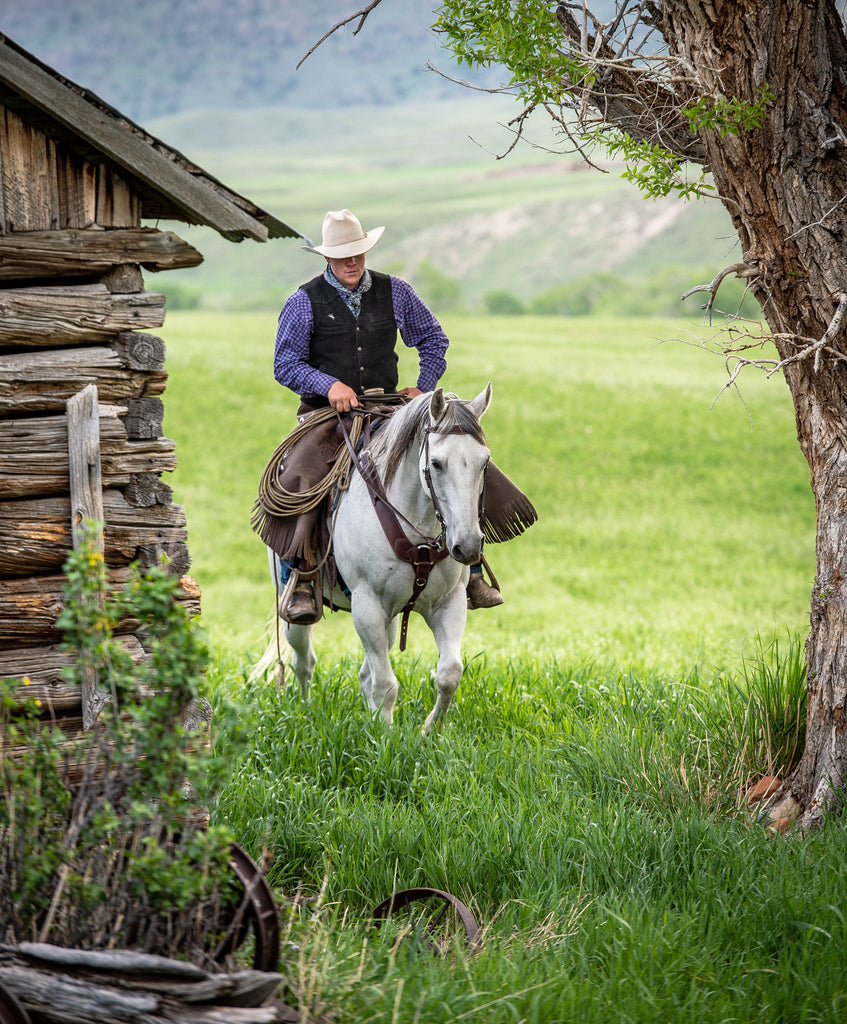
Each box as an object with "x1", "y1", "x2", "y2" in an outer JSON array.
[{"x1": 0, "y1": 107, "x2": 206, "y2": 731}]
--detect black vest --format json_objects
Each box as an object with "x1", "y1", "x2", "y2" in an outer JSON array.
[{"x1": 301, "y1": 271, "x2": 398, "y2": 407}]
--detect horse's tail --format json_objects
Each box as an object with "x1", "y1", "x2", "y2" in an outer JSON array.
[{"x1": 247, "y1": 615, "x2": 289, "y2": 686}]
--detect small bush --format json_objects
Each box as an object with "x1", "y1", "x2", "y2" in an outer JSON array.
[
  {"x1": 413, "y1": 259, "x2": 464, "y2": 312},
  {"x1": 0, "y1": 524, "x2": 238, "y2": 957},
  {"x1": 484, "y1": 289, "x2": 526, "y2": 315}
]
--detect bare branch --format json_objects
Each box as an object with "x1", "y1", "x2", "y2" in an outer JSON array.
[
  {"x1": 425, "y1": 61, "x2": 519, "y2": 96},
  {"x1": 296, "y1": 0, "x2": 385, "y2": 69},
  {"x1": 680, "y1": 263, "x2": 758, "y2": 321}
]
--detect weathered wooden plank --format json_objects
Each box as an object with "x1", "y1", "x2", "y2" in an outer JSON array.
[
  {"x1": 67, "y1": 384, "x2": 104, "y2": 551},
  {"x1": 0, "y1": 227, "x2": 203, "y2": 278},
  {"x1": 0, "y1": 945, "x2": 284, "y2": 1024},
  {"x1": 0, "y1": 571, "x2": 201, "y2": 649},
  {"x1": 55, "y1": 146, "x2": 96, "y2": 229},
  {"x1": 1, "y1": 409, "x2": 177, "y2": 498},
  {"x1": 0, "y1": 491, "x2": 188, "y2": 576},
  {"x1": 0, "y1": 344, "x2": 168, "y2": 415},
  {"x1": 0, "y1": 106, "x2": 57, "y2": 231},
  {"x1": 0, "y1": 637, "x2": 147, "y2": 707},
  {"x1": 66, "y1": 385, "x2": 106, "y2": 728},
  {"x1": 0, "y1": 283, "x2": 165, "y2": 345}
]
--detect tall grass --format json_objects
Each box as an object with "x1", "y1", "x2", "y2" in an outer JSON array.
[
  {"x1": 157, "y1": 307, "x2": 833, "y2": 1020},
  {"x1": 206, "y1": 646, "x2": 844, "y2": 1024}
]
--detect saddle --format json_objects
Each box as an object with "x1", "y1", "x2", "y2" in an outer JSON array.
[{"x1": 250, "y1": 395, "x2": 538, "y2": 576}]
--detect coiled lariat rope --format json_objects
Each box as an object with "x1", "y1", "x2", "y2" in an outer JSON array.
[{"x1": 255, "y1": 406, "x2": 362, "y2": 519}]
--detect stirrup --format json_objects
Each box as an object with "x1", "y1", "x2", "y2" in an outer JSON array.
[{"x1": 278, "y1": 569, "x2": 323, "y2": 625}]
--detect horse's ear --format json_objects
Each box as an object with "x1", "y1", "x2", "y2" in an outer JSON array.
[
  {"x1": 429, "y1": 387, "x2": 446, "y2": 422},
  {"x1": 468, "y1": 382, "x2": 492, "y2": 420}
]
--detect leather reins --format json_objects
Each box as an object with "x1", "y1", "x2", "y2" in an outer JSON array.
[{"x1": 337, "y1": 410, "x2": 464, "y2": 651}]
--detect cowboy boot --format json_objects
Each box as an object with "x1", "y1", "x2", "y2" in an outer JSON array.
[
  {"x1": 280, "y1": 580, "x2": 322, "y2": 625},
  {"x1": 466, "y1": 573, "x2": 504, "y2": 609}
]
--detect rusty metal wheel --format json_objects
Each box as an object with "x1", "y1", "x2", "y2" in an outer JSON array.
[
  {"x1": 0, "y1": 982, "x2": 31, "y2": 1024},
  {"x1": 213, "y1": 843, "x2": 280, "y2": 972},
  {"x1": 370, "y1": 887, "x2": 481, "y2": 955}
]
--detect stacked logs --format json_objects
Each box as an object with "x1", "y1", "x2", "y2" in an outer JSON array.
[{"x1": 0, "y1": 226, "x2": 203, "y2": 723}]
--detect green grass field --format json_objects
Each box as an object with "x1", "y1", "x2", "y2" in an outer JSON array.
[
  {"x1": 161, "y1": 309, "x2": 814, "y2": 675},
  {"x1": 155, "y1": 310, "x2": 846, "y2": 1022}
]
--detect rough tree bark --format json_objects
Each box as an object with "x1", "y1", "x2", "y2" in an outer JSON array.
[{"x1": 654, "y1": 1, "x2": 847, "y2": 828}]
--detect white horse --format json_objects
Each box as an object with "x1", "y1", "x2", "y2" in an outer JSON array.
[{"x1": 277, "y1": 384, "x2": 492, "y2": 734}]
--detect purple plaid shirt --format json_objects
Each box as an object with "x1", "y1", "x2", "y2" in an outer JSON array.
[{"x1": 274, "y1": 275, "x2": 448, "y2": 398}]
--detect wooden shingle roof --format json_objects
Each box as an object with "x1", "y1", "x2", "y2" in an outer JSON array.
[{"x1": 0, "y1": 33, "x2": 301, "y2": 244}]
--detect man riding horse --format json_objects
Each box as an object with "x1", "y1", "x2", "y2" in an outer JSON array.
[{"x1": 264, "y1": 208, "x2": 526, "y2": 624}]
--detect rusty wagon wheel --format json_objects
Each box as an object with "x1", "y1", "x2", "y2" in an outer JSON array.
[
  {"x1": 213, "y1": 843, "x2": 280, "y2": 972},
  {"x1": 0, "y1": 982, "x2": 31, "y2": 1024},
  {"x1": 370, "y1": 887, "x2": 481, "y2": 956}
]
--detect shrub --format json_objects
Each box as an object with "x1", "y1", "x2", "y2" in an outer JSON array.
[
  {"x1": 0, "y1": 524, "x2": 238, "y2": 956},
  {"x1": 484, "y1": 289, "x2": 526, "y2": 315},
  {"x1": 413, "y1": 259, "x2": 464, "y2": 312}
]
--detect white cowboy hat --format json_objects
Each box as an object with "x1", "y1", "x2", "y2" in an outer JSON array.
[{"x1": 302, "y1": 209, "x2": 385, "y2": 258}]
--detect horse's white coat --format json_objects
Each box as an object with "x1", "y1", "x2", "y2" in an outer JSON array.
[{"x1": 283, "y1": 385, "x2": 492, "y2": 734}]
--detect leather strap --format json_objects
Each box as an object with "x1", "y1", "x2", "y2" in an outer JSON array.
[{"x1": 338, "y1": 412, "x2": 448, "y2": 651}]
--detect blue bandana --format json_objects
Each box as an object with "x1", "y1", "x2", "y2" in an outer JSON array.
[{"x1": 324, "y1": 265, "x2": 372, "y2": 319}]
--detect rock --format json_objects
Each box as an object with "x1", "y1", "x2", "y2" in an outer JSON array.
[{"x1": 747, "y1": 775, "x2": 781, "y2": 805}]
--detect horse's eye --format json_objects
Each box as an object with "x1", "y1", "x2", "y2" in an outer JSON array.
[{"x1": 430, "y1": 458, "x2": 444, "y2": 472}]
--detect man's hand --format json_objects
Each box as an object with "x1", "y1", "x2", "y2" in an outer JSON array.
[
  {"x1": 398, "y1": 386, "x2": 423, "y2": 400},
  {"x1": 328, "y1": 381, "x2": 359, "y2": 412}
]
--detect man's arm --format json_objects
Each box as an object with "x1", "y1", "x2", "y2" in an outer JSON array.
[
  {"x1": 390, "y1": 277, "x2": 449, "y2": 390},
  {"x1": 273, "y1": 289, "x2": 338, "y2": 398}
]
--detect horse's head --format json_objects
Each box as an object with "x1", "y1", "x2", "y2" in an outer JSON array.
[{"x1": 422, "y1": 384, "x2": 492, "y2": 565}]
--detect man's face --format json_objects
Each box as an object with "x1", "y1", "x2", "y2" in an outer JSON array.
[{"x1": 327, "y1": 253, "x2": 366, "y2": 288}]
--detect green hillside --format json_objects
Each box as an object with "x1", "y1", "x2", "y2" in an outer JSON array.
[{"x1": 145, "y1": 96, "x2": 742, "y2": 315}]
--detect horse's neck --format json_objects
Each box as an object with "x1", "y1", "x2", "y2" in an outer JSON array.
[{"x1": 383, "y1": 442, "x2": 438, "y2": 533}]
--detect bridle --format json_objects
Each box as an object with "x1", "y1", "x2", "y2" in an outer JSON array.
[{"x1": 337, "y1": 410, "x2": 485, "y2": 651}]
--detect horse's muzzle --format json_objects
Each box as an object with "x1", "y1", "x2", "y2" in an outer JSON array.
[{"x1": 449, "y1": 534, "x2": 484, "y2": 565}]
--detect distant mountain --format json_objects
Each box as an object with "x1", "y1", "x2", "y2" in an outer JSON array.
[{"x1": 0, "y1": 0, "x2": 499, "y2": 120}]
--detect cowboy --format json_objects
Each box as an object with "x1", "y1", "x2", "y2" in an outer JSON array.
[{"x1": 272, "y1": 208, "x2": 504, "y2": 623}]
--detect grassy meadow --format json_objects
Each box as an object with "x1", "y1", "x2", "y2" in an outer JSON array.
[{"x1": 157, "y1": 308, "x2": 846, "y2": 1021}]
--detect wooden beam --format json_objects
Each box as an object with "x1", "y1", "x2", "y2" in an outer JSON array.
[
  {"x1": 0, "y1": 570, "x2": 201, "y2": 649},
  {"x1": 66, "y1": 384, "x2": 107, "y2": 727},
  {"x1": 0, "y1": 637, "x2": 147, "y2": 709},
  {"x1": 0, "y1": 227, "x2": 203, "y2": 279},
  {"x1": 2, "y1": 410, "x2": 176, "y2": 499},
  {"x1": 0, "y1": 345, "x2": 167, "y2": 416},
  {"x1": 0, "y1": 283, "x2": 165, "y2": 344},
  {"x1": 66, "y1": 385, "x2": 104, "y2": 550},
  {"x1": 0, "y1": 490, "x2": 188, "y2": 576},
  {"x1": 0, "y1": 40, "x2": 270, "y2": 241}
]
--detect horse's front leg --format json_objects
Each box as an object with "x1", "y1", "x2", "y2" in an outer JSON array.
[
  {"x1": 421, "y1": 586, "x2": 468, "y2": 735},
  {"x1": 283, "y1": 622, "x2": 316, "y2": 699},
  {"x1": 351, "y1": 588, "x2": 398, "y2": 725}
]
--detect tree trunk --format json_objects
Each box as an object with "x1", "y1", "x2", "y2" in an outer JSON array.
[{"x1": 665, "y1": 0, "x2": 847, "y2": 826}]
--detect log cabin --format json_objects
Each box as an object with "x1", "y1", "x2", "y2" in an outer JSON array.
[{"x1": 0, "y1": 33, "x2": 300, "y2": 726}]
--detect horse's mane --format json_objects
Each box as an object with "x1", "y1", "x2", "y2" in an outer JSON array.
[{"x1": 369, "y1": 392, "x2": 486, "y2": 487}]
